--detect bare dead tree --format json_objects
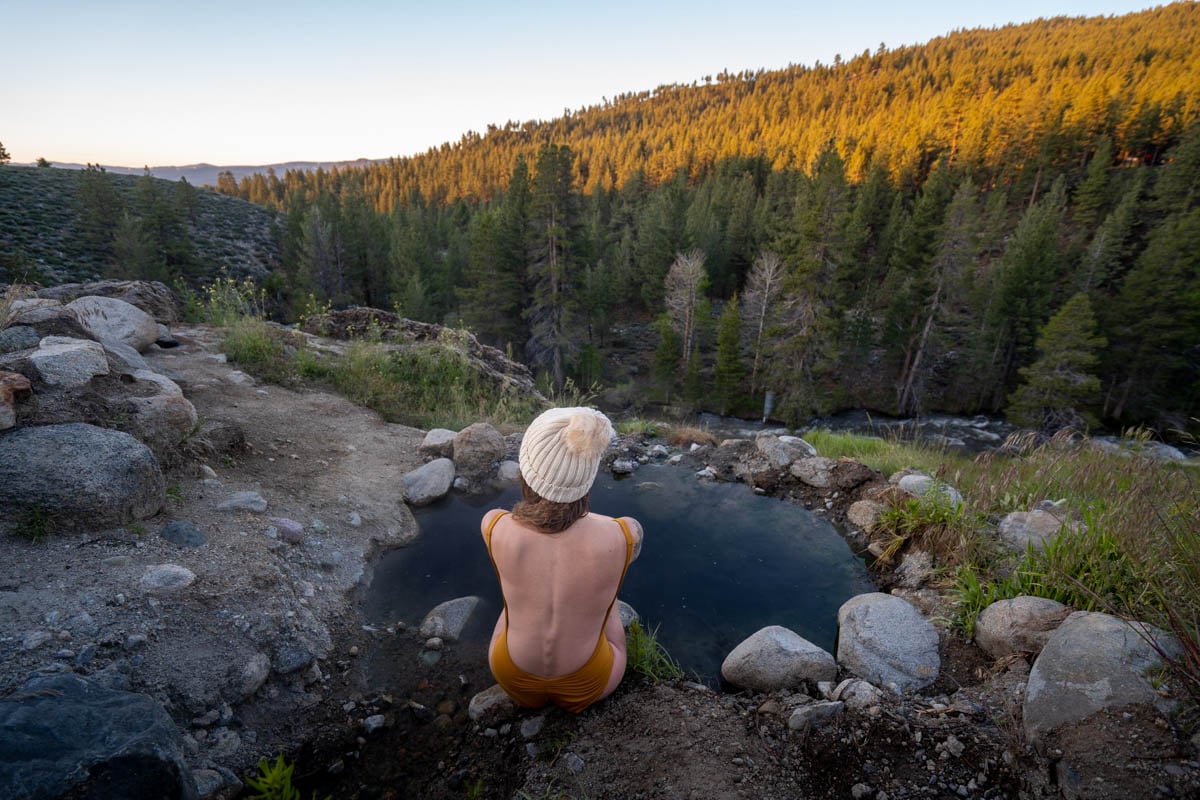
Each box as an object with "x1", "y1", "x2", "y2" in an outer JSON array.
[
  {"x1": 742, "y1": 251, "x2": 785, "y2": 394},
  {"x1": 663, "y1": 250, "x2": 707, "y2": 369}
]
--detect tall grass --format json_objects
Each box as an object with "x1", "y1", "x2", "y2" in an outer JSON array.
[
  {"x1": 626, "y1": 620, "x2": 684, "y2": 682},
  {"x1": 801, "y1": 427, "x2": 946, "y2": 477}
]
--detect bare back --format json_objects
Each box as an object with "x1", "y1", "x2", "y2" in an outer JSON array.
[{"x1": 483, "y1": 509, "x2": 642, "y2": 677}]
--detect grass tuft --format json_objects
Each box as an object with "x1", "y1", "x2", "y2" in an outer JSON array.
[{"x1": 626, "y1": 619, "x2": 684, "y2": 682}]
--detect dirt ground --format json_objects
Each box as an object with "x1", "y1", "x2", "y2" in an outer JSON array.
[{"x1": 4, "y1": 324, "x2": 1197, "y2": 800}]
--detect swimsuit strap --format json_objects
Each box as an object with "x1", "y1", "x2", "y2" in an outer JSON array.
[
  {"x1": 597, "y1": 518, "x2": 636, "y2": 634},
  {"x1": 484, "y1": 510, "x2": 511, "y2": 622}
]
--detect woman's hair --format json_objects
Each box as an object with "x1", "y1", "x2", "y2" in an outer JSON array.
[{"x1": 512, "y1": 474, "x2": 589, "y2": 533}]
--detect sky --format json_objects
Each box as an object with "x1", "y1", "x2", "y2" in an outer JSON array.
[{"x1": 1, "y1": 0, "x2": 1173, "y2": 168}]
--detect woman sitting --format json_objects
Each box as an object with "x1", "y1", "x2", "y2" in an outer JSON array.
[{"x1": 481, "y1": 406, "x2": 643, "y2": 713}]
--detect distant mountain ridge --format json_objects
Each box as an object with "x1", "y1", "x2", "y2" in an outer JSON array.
[{"x1": 23, "y1": 159, "x2": 387, "y2": 188}]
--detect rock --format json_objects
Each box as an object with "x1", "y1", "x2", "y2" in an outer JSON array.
[
  {"x1": 103, "y1": 340, "x2": 151, "y2": 374},
  {"x1": 2, "y1": 300, "x2": 92, "y2": 341},
  {"x1": 217, "y1": 491, "x2": 268, "y2": 513},
  {"x1": 1024, "y1": 610, "x2": 1176, "y2": 746},
  {"x1": 192, "y1": 768, "x2": 224, "y2": 798},
  {"x1": 520, "y1": 716, "x2": 546, "y2": 739},
  {"x1": 790, "y1": 456, "x2": 837, "y2": 488},
  {"x1": 837, "y1": 593, "x2": 939, "y2": 692},
  {"x1": 124, "y1": 369, "x2": 199, "y2": 461},
  {"x1": 617, "y1": 600, "x2": 639, "y2": 629},
  {"x1": 160, "y1": 520, "x2": 207, "y2": 548},
  {"x1": 0, "y1": 370, "x2": 32, "y2": 430},
  {"x1": 998, "y1": 510, "x2": 1070, "y2": 553},
  {"x1": 238, "y1": 653, "x2": 271, "y2": 701},
  {"x1": 452, "y1": 422, "x2": 505, "y2": 480},
  {"x1": 419, "y1": 596, "x2": 482, "y2": 641},
  {"x1": 268, "y1": 517, "x2": 306, "y2": 544},
  {"x1": 67, "y1": 295, "x2": 161, "y2": 352},
  {"x1": 0, "y1": 423, "x2": 164, "y2": 527},
  {"x1": 897, "y1": 474, "x2": 964, "y2": 508},
  {"x1": 611, "y1": 458, "x2": 636, "y2": 475},
  {"x1": 895, "y1": 549, "x2": 933, "y2": 589},
  {"x1": 755, "y1": 433, "x2": 817, "y2": 468},
  {"x1": 468, "y1": 684, "x2": 516, "y2": 726},
  {"x1": 30, "y1": 335, "x2": 109, "y2": 387},
  {"x1": 830, "y1": 678, "x2": 885, "y2": 710},
  {"x1": 403, "y1": 458, "x2": 456, "y2": 506},
  {"x1": 38, "y1": 280, "x2": 182, "y2": 325},
  {"x1": 140, "y1": 564, "x2": 197, "y2": 595},
  {"x1": 787, "y1": 700, "x2": 845, "y2": 732},
  {"x1": 0, "y1": 325, "x2": 40, "y2": 354},
  {"x1": 496, "y1": 460, "x2": 522, "y2": 483},
  {"x1": 363, "y1": 715, "x2": 386, "y2": 734},
  {"x1": 206, "y1": 728, "x2": 241, "y2": 760},
  {"x1": 975, "y1": 596, "x2": 1072, "y2": 659},
  {"x1": 721, "y1": 626, "x2": 837, "y2": 691},
  {"x1": 419, "y1": 428, "x2": 458, "y2": 458},
  {"x1": 846, "y1": 500, "x2": 886, "y2": 534},
  {"x1": 0, "y1": 673, "x2": 194, "y2": 800}
]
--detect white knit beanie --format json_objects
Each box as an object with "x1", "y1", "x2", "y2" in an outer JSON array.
[{"x1": 519, "y1": 407, "x2": 615, "y2": 503}]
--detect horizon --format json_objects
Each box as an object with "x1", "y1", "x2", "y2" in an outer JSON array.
[{"x1": 1, "y1": 1, "x2": 1170, "y2": 169}]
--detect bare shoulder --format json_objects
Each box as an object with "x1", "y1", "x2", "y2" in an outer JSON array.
[
  {"x1": 616, "y1": 516, "x2": 644, "y2": 560},
  {"x1": 480, "y1": 508, "x2": 507, "y2": 538}
]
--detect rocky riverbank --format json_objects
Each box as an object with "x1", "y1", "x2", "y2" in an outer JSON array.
[{"x1": 1, "y1": 282, "x2": 1197, "y2": 800}]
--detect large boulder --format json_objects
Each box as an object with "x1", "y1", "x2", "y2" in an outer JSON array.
[
  {"x1": 897, "y1": 474, "x2": 964, "y2": 508},
  {"x1": 998, "y1": 510, "x2": 1070, "y2": 553},
  {"x1": 123, "y1": 369, "x2": 199, "y2": 463},
  {"x1": 402, "y1": 458, "x2": 456, "y2": 506},
  {"x1": 0, "y1": 325, "x2": 40, "y2": 355},
  {"x1": 453, "y1": 422, "x2": 505, "y2": 481},
  {"x1": 721, "y1": 625, "x2": 837, "y2": 692},
  {"x1": 975, "y1": 596, "x2": 1072, "y2": 659},
  {"x1": 846, "y1": 499, "x2": 886, "y2": 534},
  {"x1": 419, "y1": 428, "x2": 458, "y2": 458},
  {"x1": 0, "y1": 673, "x2": 196, "y2": 800},
  {"x1": 0, "y1": 423, "x2": 165, "y2": 528},
  {"x1": 67, "y1": 296, "x2": 160, "y2": 353},
  {"x1": 755, "y1": 434, "x2": 817, "y2": 469},
  {"x1": 1, "y1": 301, "x2": 92, "y2": 341},
  {"x1": 29, "y1": 336, "x2": 109, "y2": 387},
  {"x1": 837, "y1": 593, "x2": 940, "y2": 692},
  {"x1": 790, "y1": 456, "x2": 837, "y2": 488},
  {"x1": 1024, "y1": 610, "x2": 1177, "y2": 746},
  {"x1": 419, "y1": 596, "x2": 482, "y2": 641},
  {"x1": 38, "y1": 280, "x2": 182, "y2": 325}
]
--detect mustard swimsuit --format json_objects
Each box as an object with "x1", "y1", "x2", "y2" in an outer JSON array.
[{"x1": 484, "y1": 511, "x2": 635, "y2": 713}]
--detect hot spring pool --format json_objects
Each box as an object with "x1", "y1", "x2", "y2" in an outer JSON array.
[{"x1": 363, "y1": 463, "x2": 874, "y2": 681}]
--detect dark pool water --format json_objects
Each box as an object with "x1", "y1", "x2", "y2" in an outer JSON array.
[{"x1": 364, "y1": 464, "x2": 873, "y2": 681}]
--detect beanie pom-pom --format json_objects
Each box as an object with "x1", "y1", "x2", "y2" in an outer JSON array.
[{"x1": 561, "y1": 410, "x2": 612, "y2": 458}]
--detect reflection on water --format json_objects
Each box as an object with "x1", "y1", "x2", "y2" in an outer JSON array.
[{"x1": 364, "y1": 464, "x2": 874, "y2": 681}]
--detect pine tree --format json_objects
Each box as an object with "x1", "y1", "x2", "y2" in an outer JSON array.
[
  {"x1": 713, "y1": 297, "x2": 745, "y2": 414},
  {"x1": 1007, "y1": 293, "x2": 1106, "y2": 433},
  {"x1": 652, "y1": 315, "x2": 682, "y2": 403},
  {"x1": 525, "y1": 144, "x2": 580, "y2": 390},
  {"x1": 0, "y1": 141, "x2": 10, "y2": 164}
]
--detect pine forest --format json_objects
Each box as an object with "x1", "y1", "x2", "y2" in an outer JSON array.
[{"x1": 18, "y1": 3, "x2": 1200, "y2": 436}]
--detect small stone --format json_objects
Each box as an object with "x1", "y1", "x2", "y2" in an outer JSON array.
[
  {"x1": 364, "y1": 714, "x2": 386, "y2": 733},
  {"x1": 193, "y1": 708, "x2": 221, "y2": 727},
  {"x1": 125, "y1": 633, "x2": 148, "y2": 650},
  {"x1": 564, "y1": 753, "x2": 585, "y2": 774},
  {"x1": 217, "y1": 491, "x2": 267, "y2": 513},
  {"x1": 943, "y1": 734, "x2": 965, "y2": 758},
  {"x1": 160, "y1": 520, "x2": 207, "y2": 548},
  {"x1": 349, "y1": 645, "x2": 359, "y2": 656},
  {"x1": 193, "y1": 768, "x2": 225, "y2": 798},
  {"x1": 310, "y1": 519, "x2": 329, "y2": 534},
  {"x1": 342, "y1": 701, "x2": 356, "y2": 712},
  {"x1": 520, "y1": 716, "x2": 545, "y2": 739},
  {"x1": 611, "y1": 459, "x2": 636, "y2": 475},
  {"x1": 348, "y1": 511, "x2": 362, "y2": 527},
  {"x1": 140, "y1": 564, "x2": 197, "y2": 595},
  {"x1": 499, "y1": 723, "x2": 512, "y2": 735},
  {"x1": 22, "y1": 630, "x2": 53, "y2": 651},
  {"x1": 199, "y1": 465, "x2": 218, "y2": 479},
  {"x1": 851, "y1": 785, "x2": 872, "y2": 800},
  {"x1": 425, "y1": 637, "x2": 443, "y2": 651}
]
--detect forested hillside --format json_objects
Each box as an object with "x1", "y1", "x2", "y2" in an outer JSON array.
[
  {"x1": 0, "y1": 166, "x2": 280, "y2": 285},
  {"x1": 11, "y1": 4, "x2": 1199, "y2": 434}
]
